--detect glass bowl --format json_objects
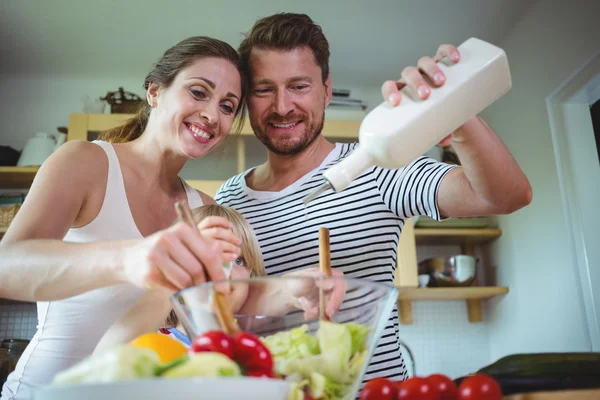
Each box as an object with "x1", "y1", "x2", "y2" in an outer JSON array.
[{"x1": 171, "y1": 275, "x2": 398, "y2": 399}]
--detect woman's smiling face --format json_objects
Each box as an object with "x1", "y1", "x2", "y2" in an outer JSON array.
[{"x1": 149, "y1": 57, "x2": 242, "y2": 158}]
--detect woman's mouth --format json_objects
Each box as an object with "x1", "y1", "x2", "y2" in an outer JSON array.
[{"x1": 185, "y1": 122, "x2": 214, "y2": 144}]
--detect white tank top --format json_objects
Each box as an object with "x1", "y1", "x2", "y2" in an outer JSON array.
[{"x1": 1, "y1": 141, "x2": 203, "y2": 400}]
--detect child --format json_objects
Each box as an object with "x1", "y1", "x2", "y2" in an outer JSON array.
[{"x1": 94, "y1": 204, "x2": 266, "y2": 352}]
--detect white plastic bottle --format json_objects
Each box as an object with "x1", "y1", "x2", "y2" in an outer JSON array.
[{"x1": 304, "y1": 37, "x2": 512, "y2": 203}]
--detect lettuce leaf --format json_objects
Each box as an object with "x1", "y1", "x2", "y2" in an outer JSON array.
[{"x1": 52, "y1": 345, "x2": 160, "y2": 385}]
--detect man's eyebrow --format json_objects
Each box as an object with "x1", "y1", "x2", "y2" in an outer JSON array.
[
  {"x1": 288, "y1": 76, "x2": 313, "y2": 84},
  {"x1": 254, "y1": 78, "x2": 274, "y2": 86},
  {"x1": 253, "y1": 76, "x2": 314, "y2": 86}
]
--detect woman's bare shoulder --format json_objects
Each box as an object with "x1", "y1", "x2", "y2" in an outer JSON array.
[{"x1": 197, "y1": 191, "x2": 216, "y2": 205}]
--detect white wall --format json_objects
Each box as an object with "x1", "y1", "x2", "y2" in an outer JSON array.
[
  {"x1": 480, "y1": 0, "x2": 600, "y2": 359},
  {"x1": 0, "y1": 75, "x2": 145, "y2": 151}
]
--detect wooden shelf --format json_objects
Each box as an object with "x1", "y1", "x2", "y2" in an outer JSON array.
[
  {"x1": 414, "y1": 228, "x2": 502, "y2": 246},
  {"x1": 396, "y1": 286, "x2": 508, "y2": 324},
  {"x1": 398, "y1": 286, "x2": 508, "y2": 300},
  {"x1": 0, "y1": 166, "x2": 40, "y2": 189}
]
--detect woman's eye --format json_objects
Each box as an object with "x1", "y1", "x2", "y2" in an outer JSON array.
[
  {"x1": 220, "y1": 104, "x2": 234, "y2": 114},
  {"x1": 188, "y1": 88, "x2": 207, "y2": 99}
]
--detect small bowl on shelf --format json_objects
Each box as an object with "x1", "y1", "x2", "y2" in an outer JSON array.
[{"x1": 418, "y1": 255, "x2": 478, "y2": 287}]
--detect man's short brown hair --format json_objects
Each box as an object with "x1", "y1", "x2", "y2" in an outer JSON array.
[{"x1": 238, "y1": 13, "x2": 330, "y2": 85}]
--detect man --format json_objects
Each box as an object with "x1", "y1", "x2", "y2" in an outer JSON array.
[{"x1": 216, "y1": 13, "x2": 532, "y2": 381}]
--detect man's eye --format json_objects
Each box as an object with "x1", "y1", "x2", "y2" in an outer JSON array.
[
  {"x1": 253, "y1": 88, "x2": 271, "y2": 95},
  {"x1": 293, "y1": 85, "x2": 308, "y2": 90}
]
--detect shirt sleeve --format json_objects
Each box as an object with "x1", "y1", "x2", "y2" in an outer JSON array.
[{"x1": 374, "y1": 156, "x2": 457, "y2": 221}]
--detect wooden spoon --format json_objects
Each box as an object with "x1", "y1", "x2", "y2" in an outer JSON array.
[
  {"x1": 318, "y1": 227, "x2": 332, "y2": 321},
  {"x1": 175, "y1": 200, "x2": 240, "y2": 335}
]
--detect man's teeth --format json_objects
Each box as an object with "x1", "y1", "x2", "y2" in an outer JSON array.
[
  {"x1": 272, "y1": 122, "x2": 298, "y2": 129},
  {"x1": 189, "y1": 124, "x2": 211, "y2": 139}
]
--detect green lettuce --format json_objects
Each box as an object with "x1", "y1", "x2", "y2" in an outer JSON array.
[
  {"x1": 52, "y1": 345, "x2": 160, "y2": 385},
  {"x1": 263, "y1": 321, "x2": 372, "y2": 400}
]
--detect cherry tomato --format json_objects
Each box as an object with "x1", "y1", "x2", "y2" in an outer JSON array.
[
  {"x1": 397, "y1": 376, "x2": 440, "y2": 400},
  {"x1": 190, "y1": 330, "x2": 235, "y2": 360},
  {"x1": 427, "y1": 374, "x2": 458, "y2": 400},
  {"x1": 458, "y1": 374, "x2": 502, "y2": 400},
  {"x1": 359, "y1": 377, "x2": 396, "y2": 400},
  {"x1": 246, "y1": 368, "x2": 276, "y2": 378},
  {"x1": 233, "y1": 332, "x2": 274, "y2": 371}
]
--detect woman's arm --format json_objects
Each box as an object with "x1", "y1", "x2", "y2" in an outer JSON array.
[
  {"x1": 0, "y1": 141, "x2": 128, "y2": 300},
  {"x1": 0, "y1": 142, "x2": 239, "y2": 302},
  {"x1": 94, "y1": 288, "x2": 172, "y2": 354}
]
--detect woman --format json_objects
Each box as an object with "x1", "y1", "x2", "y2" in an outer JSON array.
[{"x1": 0, "y1": 36, "x2": 246, "y2": 400}]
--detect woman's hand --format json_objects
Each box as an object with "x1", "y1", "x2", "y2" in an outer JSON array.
[
  {"x1": 121, "y1": 218, "x2": 241, "y2": 292},
  {"x1": 284, "y1": 267, "x2": 346, "y2": 320}
]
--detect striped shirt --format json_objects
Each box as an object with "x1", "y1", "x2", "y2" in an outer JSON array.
[{"x1": 215, "y1": 142, "x2": 455, "y2": 381}]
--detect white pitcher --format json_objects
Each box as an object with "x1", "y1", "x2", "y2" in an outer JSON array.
[{"x1": 17, "y1": 132, "x2": 68, "y2": 167}]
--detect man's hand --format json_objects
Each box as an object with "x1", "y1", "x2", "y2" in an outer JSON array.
[{"x1": 380, "y1": 43, "x2": 467, "y2": 146}]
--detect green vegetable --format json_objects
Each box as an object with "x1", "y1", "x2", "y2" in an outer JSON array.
[
  {"x1": 161, "y1": 352, "x2": 241, "y2": 378},
  {"x1": 263, "y1": 321, "x2": 371, "y2": 400},
  {"x1": 478, "y1": 352, "x2": 600, "y2": 377},
  {"x1": 345, "y1": 322, "x2": 370, "y2": 354},
  {"x1": 261, "y1": 324, "x2": 320, "y2": 369},
  {"x1": 154, "y1": 354, "x2": 190, "y2": 376},
  {"x1": 52, "y1": 345, "x2": 160, "y2": 385}
]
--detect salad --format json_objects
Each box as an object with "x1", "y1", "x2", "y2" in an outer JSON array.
[{"x1": 51, "y1": 320, "x2": 371, "y2": 400}]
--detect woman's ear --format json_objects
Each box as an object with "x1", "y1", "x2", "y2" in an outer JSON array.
[{"x1": 146, "y1": 82, "x2": 160, "y2": 108}]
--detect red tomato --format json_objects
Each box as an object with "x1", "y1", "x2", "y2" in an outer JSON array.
[
  {"x1": 190, "y1": 330, "x2": 234, "y2": 360},
  {"x1": 427, "y1": 374, "x2": 458, "y2": 400},
  {"x1": 359, "y1": 378, "x2": 396, "y2": 400},
  {"x1": 397, "y1": 377, "x2": 440, "y2": 400},
  {"x1": 458, "y1": 374, "x2": 502, "y2": 400},
  {"x1": 232, "y1": 332, "x2": 274, "y2": 371},
  {"x1": 246, "y1": 368, "x2": 276, "y2": 378}
]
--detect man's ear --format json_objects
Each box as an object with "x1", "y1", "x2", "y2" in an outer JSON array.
[
  {"x1": 324, "y1": 73, "x2": 332, "y2": 107},
  {"x1": 146, "y1": 82, "x2": 160, "y2": 108}
]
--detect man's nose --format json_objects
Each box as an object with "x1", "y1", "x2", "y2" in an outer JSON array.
[{"x1": 274, "y1": 90, "x2": 294, "y2": 116}]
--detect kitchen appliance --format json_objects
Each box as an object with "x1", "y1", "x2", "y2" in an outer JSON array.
[
  {"x1": 418, "y1": 255, "x2": 478, "y2": 287},
  {"x1": 304, "y1": 37, "x2": 512, "y2": 204},
  {"x1": 17, "y1": 132, "x2": 67, "y2": 167}
]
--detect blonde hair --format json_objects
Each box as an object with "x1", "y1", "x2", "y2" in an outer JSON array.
[
  {"x1": 165, "y1": 204, "x2": 265, "y2": 328},
  {"x1": 190, "y1": 205, "x2": 265, "y2": 278}
]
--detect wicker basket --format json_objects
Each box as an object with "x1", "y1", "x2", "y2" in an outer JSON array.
[
  {"x1": 0, "y1": 204, "x2": 21, "y2": 228},
  {"x1": 101, "y1": 87, "x2": 144, "y2": 114}
]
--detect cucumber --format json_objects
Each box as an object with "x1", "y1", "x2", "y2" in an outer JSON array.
[
  {"x1": 478, "y1": 353, "x2": 600, "y2": 377},
  {"x1": 454, "y1": 375, "x2": 600, "y2": 396}
]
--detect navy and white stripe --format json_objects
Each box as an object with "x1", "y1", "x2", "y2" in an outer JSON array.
[{"x1": 215, "y1": 142, "x2": 455, "y2": 381}]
